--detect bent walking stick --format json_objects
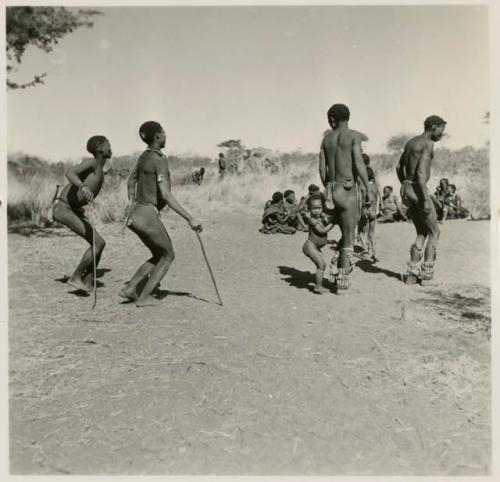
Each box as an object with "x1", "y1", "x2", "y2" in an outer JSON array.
[{"x1": 195, "y1": 231, "x2": 223, "y2": 306}]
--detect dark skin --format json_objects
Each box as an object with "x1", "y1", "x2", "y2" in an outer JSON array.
[
  {"x1": 120, "y1": 127, "x2": 202, "y2": 307},
  {"x1": 320, "y1": 119, "x2": 375, "y2": 270},
  {"x1": 302, "y1": 199, "x2": 334, "y2": 293},
  {"x1": 396, "y1": 123, "x2": 445, "y2": 267},
  {"x1": 52, "y1": 139, "x2": 112, "y2": 292}
]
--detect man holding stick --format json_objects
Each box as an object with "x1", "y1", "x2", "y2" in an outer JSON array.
[{"x1": 120, "y1": 121, "x2": 202, "y2": 307}]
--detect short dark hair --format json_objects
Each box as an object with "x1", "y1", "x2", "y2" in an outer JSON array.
[
  {"x1": 308, "y1": 184, "x2": 320, "y2": 193},
  {"x1": 449, "y1": 184, "x2": 456, "y2": 191},
  {"x1": 139, "y1": 121, "x2": 163, "y2": 144},
  {"x1": 307, "y1": 193, "x2": 323, "y2": 207},
  {"x1": 86, "y1": 136, "x2": 108, "y2": 156},
  {"x1": 384, "y1": 185, "x2": 393, "y2": 192},
  {"x1": 327, "y1": 104, "x2": 350, "y2": 123},
  {"x1": 272, "y1": 191, "x2": 283, "y2": 202},
  {"x1": 200, "y1": 167, "x2": 205, "y2": 174},
  {"x1": 284, "y1": 189, "x2": 294, "y2": 198},
  {"x1": 424, "y1": 115, "x2": 447, "y2": 131},
  {"x1": 362, "y1": 153, "x2": 370, "y2": 165}
]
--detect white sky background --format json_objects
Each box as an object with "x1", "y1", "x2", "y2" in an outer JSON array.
[{"x1": 6, "y1": 5, "x2": 489, "y2": 161}]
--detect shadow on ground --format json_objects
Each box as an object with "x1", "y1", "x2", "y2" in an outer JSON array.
[{"x1": 278, "y1": 265, "x2": 336, "y2": 293}]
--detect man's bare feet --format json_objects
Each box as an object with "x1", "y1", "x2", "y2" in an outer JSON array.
[
  {"x1": 67, "y1": 277, "x2": 89, "y2": 292},
  {"x1": 135, "y1": 295, "x2": 158, "y2": 307},
  {"x1": 313, "y1": 285, "x2": 328, "y2": 294},
  {"x1": 119, "y1": 285, "x2": 137, "y2": 301},
  {"x1": 404, "y1": 274, "x2": 418, "y2": 285}
]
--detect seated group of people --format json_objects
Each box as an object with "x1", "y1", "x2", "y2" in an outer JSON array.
[
  {"x1": 377, "y1": 186, "x2": 408, "y2": 223},
  {"x1": 431, "y1": 178, "x2": 469, "y2": 221},
  {"x1": 260, "y1": 185, "x2": 322, "y2": 234}
]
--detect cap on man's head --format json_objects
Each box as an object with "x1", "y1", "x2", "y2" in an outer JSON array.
[
  {"x1": 86, "y1": 135, "x2": 108, "y2": 156},
  {"x1": 308, "y1": 184, "x2": 320, "y2": 193},
  {"x1": 139, "y1": 121, "x2": 163, "y2": 144},
  {"x1": 327, "y1": 104, "x2": 350, "y2": 123},
  {"x1": 424, "y1": 115, "x2": 447, "y2": 130}
]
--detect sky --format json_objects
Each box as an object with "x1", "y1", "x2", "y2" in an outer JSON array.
[{"x1": 6, "y1": 5, "x2": 489, "y2": 161}]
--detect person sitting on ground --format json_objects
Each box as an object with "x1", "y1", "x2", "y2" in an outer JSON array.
[
  {"x1": 431, "y1": 178, "x2": 449, "y2": 221},
  {"x1": 191, "y1": 167, "x2": 205, "y2": 185},
  {"x1": 446, "y1": 184, "x2": 469, "y2": 219},
  {"x1": 283, "y1": 189, "x2": 308, "y2": 231},
  {"x1": 302, "y1": 194, "x2": 335, "y2": 294},
  {"x1": 377, "y1": 186, "x2": 408, "y2": 223},
  {"x1": 260, "y1": 191, "x2": 297, "y2": 234}
]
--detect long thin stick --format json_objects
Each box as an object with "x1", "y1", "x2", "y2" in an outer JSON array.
[
  {"x1": 196, "y1": 231, "x2": 223, "y2": 306},
  {"x1": 91, "y1": 223, "x2": 97, "y2": 310}
]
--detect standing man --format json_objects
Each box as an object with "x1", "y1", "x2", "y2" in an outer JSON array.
[
  {"x1": 319, "y1": 103, "x2": 375, "y2": 290},
  {"x1": 120, "y1": 121, "x2": 202, "y2": 306},
  {"x1": 218, "y1": 153, "x2": 227, "y2": 178},
  {"x1": 396, "y1": 115, "x2": 446, "y2": 285}
]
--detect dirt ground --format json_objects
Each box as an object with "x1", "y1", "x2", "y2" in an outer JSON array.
[{"x1": 8, "y1": 214, "x2": 491, "y2": 475}]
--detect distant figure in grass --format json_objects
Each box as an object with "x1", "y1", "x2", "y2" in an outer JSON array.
[
  {"x1": 396, "y1": 115, "x2": 446, "y2": 285},
  {"x1": 52, "y1": 136, "x2": 112, "y2": 292},
  {"x1": 218, "y1": 153, "x2": 226, "y2": 178},
  {"x1": 191, "y1": 167, "x2": 205, "y2": 185},
  {"x1": 377, "y1": 186, "x2": 407, "y2": 223},
  {"x1": 319, "y1": 103, "x2": 375, "y2": 290},
  {"x1": 283, "y1": 189, "x2": 308, "y2": 231},
  {"x1": 357, "y1": 153, "x2": 380, "y2": 261},
  {"x1": 260, "y1": 191, "x2": 296, "y2": 234},
  {"x1": 302, "y1": 195, "x2": 335, "y2": 293},
  {"x1": 120, "y1": 121, "x2": 202, "y2": 307}
]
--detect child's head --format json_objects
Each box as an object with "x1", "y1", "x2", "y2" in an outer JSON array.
[
  {"x1": 272, "y1": 191, "x2": 283, "y2": 203},
  {"x1": 439, "y1": 178, "x2": 449, "y2": 189},
  {"x1": 383, "y1": 186, "x2": 393, "y2": 197},
  {"x1": 308, "y1": 184, "x2": 320, "y2": 194},
  {"x1": 200, "y1": 167, "x2": 205, "y2": 175},
  {"x1": 139, "y1": 121, "x2": 166, "y2": 147},
  {"x1": 308, "y1": 194, "x2": 323, "y2": 217},
  {"x1": 284, "y1": 189, "x2": 296, "y2": 202},
  {"x1": 449, "y1": 183, "x2": 456, "y2": 193},
  {"x1": 87, "y1": 136, "x2": 112, "y2": 159}
]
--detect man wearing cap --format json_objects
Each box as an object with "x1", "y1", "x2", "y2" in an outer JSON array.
[
  {"x1": 319, "y1": 103, "x2": 375, "y2": 290},
  {"x1": 396, "y1": 115, "x2": 447, "y2": 285}
]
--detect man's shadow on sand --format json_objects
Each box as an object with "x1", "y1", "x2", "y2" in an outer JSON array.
[
  {"x1": 355, "y1": 259, "x2": 401, "y2": 281},
  {"x1": 278, "y1": 266, "x2": 336, "y2": 293},
  {"x1": 55, "y1": 268, "x2": 111, "y2": 297},
  {"x1": 118, "y1": 277, "x2": 209, "y2": 305}
]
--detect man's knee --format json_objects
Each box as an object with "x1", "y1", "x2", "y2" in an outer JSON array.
[{"x1": 158, "y1": 247, "x2": 175, "y2": 263}]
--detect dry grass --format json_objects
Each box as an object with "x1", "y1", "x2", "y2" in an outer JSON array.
[{"x1": 7, "y1": 146, "x2": 489, "y2": 226}]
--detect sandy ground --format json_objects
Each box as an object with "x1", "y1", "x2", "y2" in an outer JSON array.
[{"x1": 8, "y1": 214, "x2": 490, "y2": 475}]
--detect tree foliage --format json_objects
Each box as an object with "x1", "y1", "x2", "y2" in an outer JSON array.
[
  {"x1": 6, "y1": 6, "x2": 101, "y2": 89},
  {"x1": 386, "y1": 133, "x2": 415, "y2": 154}
]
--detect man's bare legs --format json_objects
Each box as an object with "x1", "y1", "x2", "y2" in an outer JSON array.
[
  {"x1": 122, "y1": 204, "x2": 175, "y2": 306},
  {"x1": 331, "y1": 185, "x2": 358, "y2": 290},
  {"x1": 52, "y1": 201, "x2": 106, "y2": 292}
]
